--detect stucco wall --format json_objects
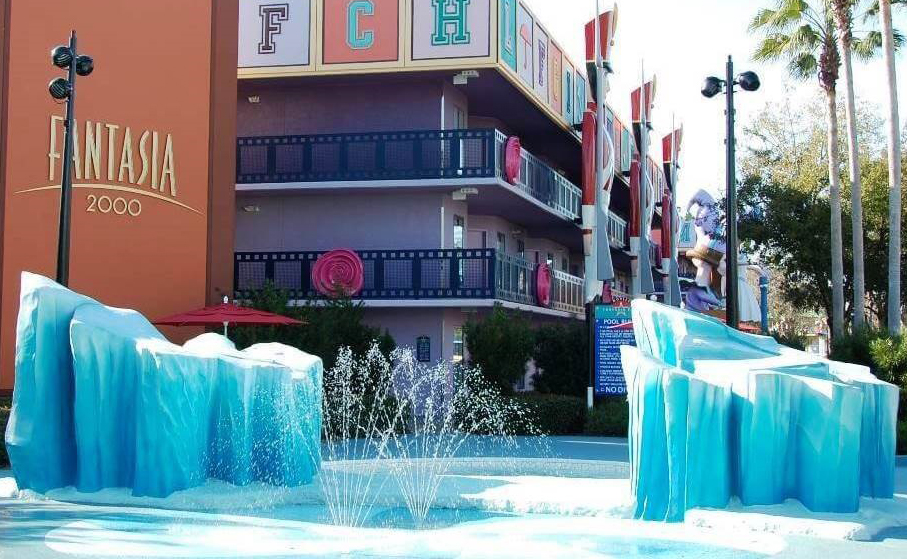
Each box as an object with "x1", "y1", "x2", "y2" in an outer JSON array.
[
  {"x1": 467, "y1": 214, "x2": 571, "y2": 271},
  {"x1": 363, "y1": 308, "x2": 444, "y2": 363},
  {"x1": 441, "y1": 82, "x2": 468, "y2": 130},
  {"x1": 237, "y1": 79, "x2": 443, "y2": 137},
  {"x1": 236, "y1": 191, "x2": 447, "y2": 252}
]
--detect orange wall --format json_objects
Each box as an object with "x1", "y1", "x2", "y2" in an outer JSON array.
[{"x1": 0, "y1": 0, "x2": 237, "y2": 390}]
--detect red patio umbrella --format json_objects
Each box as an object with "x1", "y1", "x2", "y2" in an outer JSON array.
[{"x1": 154, "y1": 296, "x2": 303, "y2": 336}]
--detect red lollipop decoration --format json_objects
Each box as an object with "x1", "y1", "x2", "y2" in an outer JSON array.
[
  {"x1": 312, "y1": 249, "x2": 364, "y2": 298},
  {"x1": 536, "y1": 263, "x2": 552, "y2": 308}
]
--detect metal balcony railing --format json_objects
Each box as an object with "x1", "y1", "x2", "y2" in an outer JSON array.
[
  {"x1": 492, "y1": 131, "x2": 581, "y2": 219},
  {"x1": 234, "y1": 248, "x2": 585, "y2": 315},
  {"x1": 606, "y1": 212, "x2": 628, "y2": 249},
  {"x1": 236, "y1": 128, "x2": 582, "y2": 220}
]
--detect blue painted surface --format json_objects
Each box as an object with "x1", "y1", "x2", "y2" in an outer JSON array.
[
  {"x1": 594, "y1": 305, "x2": 633, "y2": 396},
  {"x1": 5, "y1": 273, "x2": 322, "y2": 498},
  {"x1": 622, "y1": 300, "x2": 900, "y2": 521}
]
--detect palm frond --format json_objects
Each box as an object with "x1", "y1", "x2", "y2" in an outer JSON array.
[
  {"x1": 863, "y1": 0, "x2": 907, "y2": 21},
  {"x1": 751, "y1": 1, "x2": 813, "y2": 32},
  {"x1": 851, "y1": 30, "x2": 883, "y2": 59},
  {"x1": 787, "y1": 52, "x2": 820, "y2": 79}
]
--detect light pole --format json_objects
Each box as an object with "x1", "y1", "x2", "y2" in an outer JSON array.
[
  {"x1": 48, "y1": 31, "x2": 93, "y2": 287},
  {"x1": 701, "y1": 55, "x2": 759, "y2": 329}
]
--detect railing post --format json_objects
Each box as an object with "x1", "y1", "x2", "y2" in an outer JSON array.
[
  {"x1": 375, "y1": 134, "x2": 386, "y2": 175},
  {"x1": 413, "y1": 135, "x2": 422, "y2": 174},
  {"x1": 235, "y1": 141, "x2": 243, "y2": 182},
  {"x1": 265, "y1": 255, "x2": 275, "y2": 287},
  {"x1": 488, "y1": 250, "x2": 498, "y2": 298},
  {"x1": 412, "y1": 252, "x2": 422, "y2": 296},
  {"x1": 266, "y1": 139, "x2": 277, "y2": 180},
  {"x1": 450, "y1": 250, "x2": 460, "y2": 292},
  {"x1": 233, "y1": 255, "x2": 240, "y2": 300},
  {"x1": 491, "y1": 131, "x2": 501, "y2": 178},
  {"x1": 338, "y1": 136, "x2": 349, "y2": 177},
  {"x1": 302, "y1": 138, "x2": 312, "y2": 178},
  {"x1": 449, "y1": 131, "x2": 460, "y2": 176},
  {"x1": 301, "y1": 255, "x2": 312, "y2": 295}
]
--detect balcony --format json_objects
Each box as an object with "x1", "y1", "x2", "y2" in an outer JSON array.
[
  {"x1": 606, "y1": 212, "x2": 628, "y2": 249},
  {"x1": 235, "y1": 248, "x2": 585, "y2": 316},
  {"x1": 236, "y1": 128, "x2": 582, "y2": 221}
]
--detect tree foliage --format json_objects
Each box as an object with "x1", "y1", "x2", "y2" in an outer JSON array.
[
  {"x1": 531, "y1": 322, "x2": 588, "y2": 397},
  {"x1": 463, "y1": 306, "x2": 535, "y2": 394},
  {"x1": 231, "y1": 282, "x2": 395, "y2": 371},
  {"x1": 737, "y1": 96, "x2": 907, "y2": 332}
]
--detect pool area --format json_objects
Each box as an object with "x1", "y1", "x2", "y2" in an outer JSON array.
[
  {"x1": 3, "y1": 498, "x2": 780, "y2": 558},
  {"x1": 2, "y1": 439, "x2": 907, "y2": 558}
]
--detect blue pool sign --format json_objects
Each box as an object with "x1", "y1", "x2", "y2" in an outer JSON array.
[{"x1": 594, "y1": 305, "x2": 634, "y2": 396}]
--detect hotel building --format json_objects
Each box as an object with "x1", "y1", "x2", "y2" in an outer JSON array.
[{"x1": 233, "y1": 0, "x2": 672, "y2": 374}]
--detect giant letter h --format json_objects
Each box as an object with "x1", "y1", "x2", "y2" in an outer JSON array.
[{"x1": 431, "y1": 0, "x2": 470, "y2": 46}]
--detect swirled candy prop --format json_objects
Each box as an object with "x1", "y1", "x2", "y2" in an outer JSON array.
[{"x1": 311, "y1": 249, "x2": 364, "y2": 297}]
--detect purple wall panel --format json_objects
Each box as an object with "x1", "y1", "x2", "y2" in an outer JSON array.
[
  {"x1": 237, "y1": 80, "x2": 443, "y2": 136},
  {"x1": 363, "y1": 308, "x2": 444, "y2": 362},
  {"x1": 235, "y1": 192, "x2": 445, "y2": 251}
]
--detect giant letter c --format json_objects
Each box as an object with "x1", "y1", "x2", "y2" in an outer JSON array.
[{"x1": 347, "y1": 0, "x2": 375, "y2": 50}]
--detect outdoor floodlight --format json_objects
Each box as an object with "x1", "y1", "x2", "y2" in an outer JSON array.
[
  {"x1": 48, "y1": 77, "x2": 70, "y2": 100},
  {"x1": 737, "y1": 71, "x2": 760, "y2": 92},
  {"x1": 701, "y1": 76, "x2": 724, "y2": 99},
  {"x1": 51, "y1": 45, "x2": 73, "y2": 68},
  {"x1": 701, "y1": 56, "x2": 761, "y2": 330},
  {"x1": 75, "y1": 55, "x2": 93, "y2": 76},
  {"x1": 48, "y1": 31, "x2": 92, "y2": 287}
]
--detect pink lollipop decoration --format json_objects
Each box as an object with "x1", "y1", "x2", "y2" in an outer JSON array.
[
  {"x1": 312, "y1": 249, "x2": 364, "y2": 298},
  {"x1": 536, "y1": 263, "x2": 552, "y2": 308},
  {"x1": 504, "y1": 136, "x2": 522, "y2": 185}
]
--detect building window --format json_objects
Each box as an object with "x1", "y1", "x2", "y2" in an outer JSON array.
[
  {"x1": 453, "y1": 327, "x2": 464, "y2": 363},
  {"x1": 453, "y1": 106, "x2": 467, "y2": 129},
  {"x1": 517, "y1": 240, "x2": 525, "y2": 259},
  {"x1": 453, "y1": 215, "x2": 465, "y2": 249},
  {"x1": 497, "y1": 232, "x2": 506, "y2": 253},
  {"x1": 561, "y1": 257, "x2": 568, "y2": 271},
  {"x1": 546, "y1": 253, "x2": 554, "y2": 267}
]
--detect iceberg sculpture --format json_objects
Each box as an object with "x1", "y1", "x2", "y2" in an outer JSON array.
[
  {"x1": 5, "y1": 272, "x2": 322, "y2": 498},
  {"x1": 621, "y1": 300, "x2": 899, "y2": 522}
]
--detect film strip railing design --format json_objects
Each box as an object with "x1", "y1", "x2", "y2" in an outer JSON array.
[
  {"x1": 235, "y1": 248, "x2": 585, "y2": 315},
  {"x1": 237, "y1": 128, "x2": 583, "y2": 221}
]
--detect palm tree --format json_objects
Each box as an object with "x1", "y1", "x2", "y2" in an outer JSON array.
[
  {"x1": 875, "y1": 0, "x2": 903, "y2": 332},
  {"x1": 829, "y1": 0, "x2": 880, "y2": 329},
  {"x1": 751, "y1": 0, "x2": 846, "y2": 338}
]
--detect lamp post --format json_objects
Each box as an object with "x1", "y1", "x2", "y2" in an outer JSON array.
[
  {"x1": 48, "y1": 31, "x2": 93, "y2": 287},
  {"x1": 701, "y1": 55, "x2": 759, "y2": 330}
]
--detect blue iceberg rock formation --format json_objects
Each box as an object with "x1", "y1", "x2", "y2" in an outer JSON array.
[
  {"x1": 5, "y1": 272, "x2": 322, "y2": 498},
  {"x1": 621, "y1": 300, "x2": 899, "y2": 522}
]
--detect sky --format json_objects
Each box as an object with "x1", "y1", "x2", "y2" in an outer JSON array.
[{"x1": 522, "y1": 0, "x2": 907, "y2": 205}]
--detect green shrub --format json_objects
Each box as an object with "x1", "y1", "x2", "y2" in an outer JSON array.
[
  {"x1": 464, "y1": 307, "x2": 535, "y2": 394},
  {"x1": 898, "y1": 420, "x2": 906, "y2": 456},
  {"x1": 232, "y1": 282, "x2": 395, "y2": 371},
  {"x1": 510, "y1": 393, "x2": 585, "y2": 435},
  {"x1": 868, "y1": 335, "x2": 907, "y2": 387},
  {"x1": 584, "y1": 398, "x2": 629, "y2": 437},
  {"x1": 1, "y1": 396, "x2": 10, "y2": 468},
  {"x1": 532, "y1": 322, "x2": 588, "y2": 397},
  {"x1": 828, "y1": 329, "x2": 907, "y2": 422},
  {"x1": 770, "y1": 331, "x2": 806, "y2": 351},
  {"x1": 829, "y1": 327, "x2": 886, "y2": 371}
]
